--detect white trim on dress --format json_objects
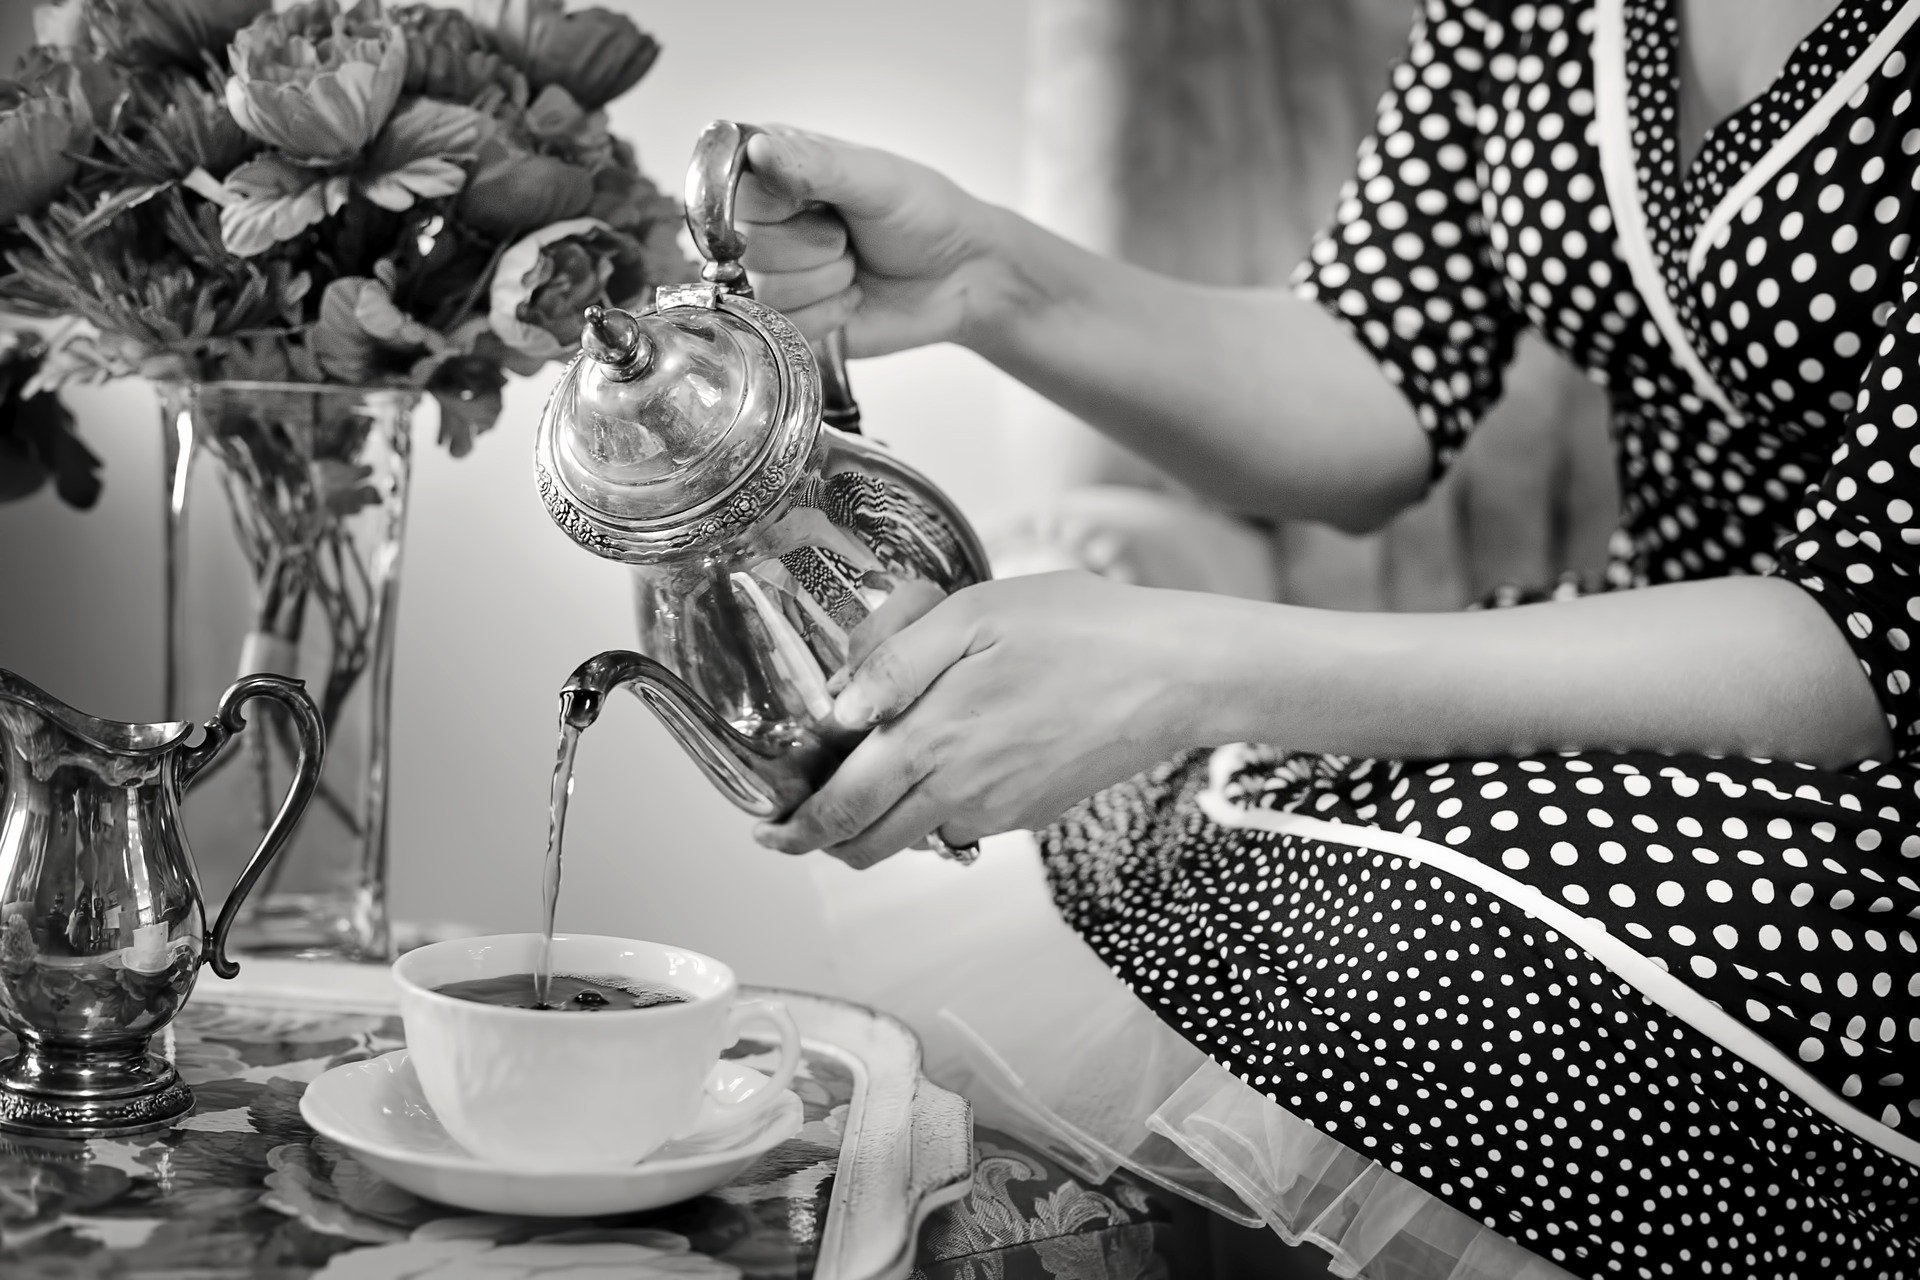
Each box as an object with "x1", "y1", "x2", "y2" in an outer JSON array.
[
  {"x1": 1592, "y1": 0, "x2": 1744, "y2": 423},
  {"x1": 1687, "y1": 0, "x2": 1920, "y2": 280},
  {"x1": 1197, "y1": 746, "x2": 1920, "y2": 1171}
]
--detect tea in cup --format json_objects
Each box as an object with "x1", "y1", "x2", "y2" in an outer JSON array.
[{"x1": 393, "y1": 933, "x2": 800, "y2": 1169}]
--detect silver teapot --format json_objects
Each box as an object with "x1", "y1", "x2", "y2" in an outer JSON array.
[
  {"x1": 0, "y1": 668, "x2": 322, "y2": 1137},
  {"x1": 536, "y1": 121, "x2": 990, "y2": 859}
]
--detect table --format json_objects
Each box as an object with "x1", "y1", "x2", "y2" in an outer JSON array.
[{"x1": 0, "y1": 962, "x2": 1217, "y2": 1280}]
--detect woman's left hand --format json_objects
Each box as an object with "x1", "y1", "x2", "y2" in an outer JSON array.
[{"x1": 752, "y1": 571, "x2": 1217, "y2": 868}]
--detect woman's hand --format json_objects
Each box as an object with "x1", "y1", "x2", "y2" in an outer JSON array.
[
  {"x1": 752, "y1": 573, "x2": 1221, "y2": 868},
  {"x1": 735, "y1": 127, "x2": 1020, "y2": 357},
  {"x1": 733, "y1": 125, "x2": 1428, "y2": 531}
]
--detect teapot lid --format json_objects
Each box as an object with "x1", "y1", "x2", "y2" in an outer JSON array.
[
  {"x1": 533, "y1": 283, "x2": 823, "y2": 563},
  {"x1": 534, "y1": 120, "x2": 868, "y2": 565}
]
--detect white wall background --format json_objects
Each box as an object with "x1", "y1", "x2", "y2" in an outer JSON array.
[{"x1": 0, "y1": 0, "x2": 1044, "y2": 992}]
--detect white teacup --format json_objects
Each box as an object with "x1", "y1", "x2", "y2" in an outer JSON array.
[{"x1": 393, "y1": 933, "x2": 801, "y2": 1170}]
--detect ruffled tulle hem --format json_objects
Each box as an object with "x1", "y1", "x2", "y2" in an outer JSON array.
[{"x1": 807, "y1": 831, "x2": 1579, "y2": 1280}]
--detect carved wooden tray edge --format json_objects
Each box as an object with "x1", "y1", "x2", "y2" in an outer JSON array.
[{"x1": 746, "y1": 986, "x2": 975, "y2": 1280}]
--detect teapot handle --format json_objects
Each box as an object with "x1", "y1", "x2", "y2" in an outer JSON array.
[
  {"x1": 687, "y1": 119, "x2": 864, "y2": 434},
  {"x1": 176, "y1": 674, "x2": 325, "y2": 979}
]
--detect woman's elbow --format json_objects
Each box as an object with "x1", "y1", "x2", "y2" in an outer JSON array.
[{"x1": 1227, "y1": 453, "x2": 1430, "y2": 535}]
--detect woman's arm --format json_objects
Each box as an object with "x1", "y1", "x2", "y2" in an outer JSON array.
[
  {"x1": 748, "y1": 4, "x2": 1530, "y2": 534},
  {"x1": 967, "y1": 212, "x2": 1428, "y2": 532},
  {"x1": 741, "y1": 131, "x2": 1430, "y2": 532},
  {"x1": 754, "y1": 573, "x2": 1890, "y2": 866},
  {"x1": 1198, "y1": 576, "x2": 1891, "y2": 766}
]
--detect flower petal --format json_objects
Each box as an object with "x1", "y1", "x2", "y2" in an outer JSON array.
[
  {"x1": 488, "y1": 215, "x2": 608, "y2": 358},
  {"x1": 526, "y1": 7, "x2": 658, "y2": 108},
  {"x1": 487, "y1": 216, "x2": 649, "y2": 363},
  {"x1": 222, "y1": 9, "x2": 406, "y2": 162},
  {"x1": 32, "y1": 0, "x2": 88, "y2": 50},
  {"x1": 456, "y1": 0, "x2": 658, "y2": 108},
  {"x1": 428, "y1": 355, "x2": 506, "y2": 457},
  {"x1": 0, "y1": 94, "x2": 89, "y2": 222},
  {"x1": 299, "y1": 60, "x2": 388, "y2": 160}
]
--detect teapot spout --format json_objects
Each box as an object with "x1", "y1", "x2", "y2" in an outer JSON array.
[{"x1": 560, "y1": 651, "x2": 803, "y2": 820}]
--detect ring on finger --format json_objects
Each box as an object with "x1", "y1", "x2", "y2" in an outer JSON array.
[{"x1": 926, "y1": 830, "x2": 980, "y2": 866}]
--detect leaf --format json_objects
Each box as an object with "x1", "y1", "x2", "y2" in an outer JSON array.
[
  {"x1": 19, "y1": 392, "x2": 102, "y2": 510},
  {"x1": 0, "y1": 385, "x2": 101, "y2": 510},
  {"x1": 313, "y1": 459, "x2": 380, "y2": 517},
  {"x1": 221, "y1": 193, "x2": 329, "y2": 257},
  {"x1": 457, "y1": 139, "x2": 593, "y2": 236},
  {"x1": 311, "y1": 276, "x2": 446, "y2": 382},
  {"x1": 357, "y1": 157, "x2": 466, "y2": 212},
  {"x1": 0, "y1": 431, "x2": 48, "y2": 503},
  {"x1": 311, "y1": 277, "x2": 383, "y2": 382},
  {"x1": 375, "y1": 99, "x2": 488, "y2": 162},
  {"x1": 281, "y1": 271, "x2": 313, "y2": 317},
  {"x1": 355, "y1": 99, "x2": 485, "y2": 212},
  {"x1": 70, "y1": 181, "x2": 173, "y2": 240},
  {"x1": 222, "y1": 154, "x2": 315, "y2": 203},
  {"x1": 353, "y1": 279, "x2": 445, "y2": 352},
  {"x1": 218, "y1": 156, "x2": 333, "y2": 257}
]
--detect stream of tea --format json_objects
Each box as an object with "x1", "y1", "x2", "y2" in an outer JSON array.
[{"x1": 535, "y1": 719, "x2": 584, "y2": 1008}]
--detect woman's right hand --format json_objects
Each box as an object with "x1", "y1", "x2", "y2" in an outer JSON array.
[{"x1": 736, "y1": 127, "x2": 1015, "y2": 358}]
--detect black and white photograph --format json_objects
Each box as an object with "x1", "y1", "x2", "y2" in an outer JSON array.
[{"x1": 0, "y1": 1, "x2": 1915, "y2": 1277}]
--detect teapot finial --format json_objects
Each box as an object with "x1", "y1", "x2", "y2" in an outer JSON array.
[{"x1": 581, "y1": 304, "x2": 652, "y2": 381}]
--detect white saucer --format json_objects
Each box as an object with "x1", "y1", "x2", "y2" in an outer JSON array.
[{"x1": 300, "y1": 1049, "x2": 804, "y2": 1216}]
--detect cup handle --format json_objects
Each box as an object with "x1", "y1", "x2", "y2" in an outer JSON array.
[{"x1": 708, "y1": 998, "x2": 802, "y2": 1126}]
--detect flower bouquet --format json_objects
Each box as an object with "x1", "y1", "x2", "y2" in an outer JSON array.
[
  {"x1": 0, "y1": 0, "x2": 695, "y2": 960},
  {"x1": 3, "y1": 0, "x2": 690, "y2": 445}
]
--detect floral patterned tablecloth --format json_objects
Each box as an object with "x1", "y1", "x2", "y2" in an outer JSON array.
[{"x1": 0, "y1": 1002, "x2": 1204, "y2": 1280}]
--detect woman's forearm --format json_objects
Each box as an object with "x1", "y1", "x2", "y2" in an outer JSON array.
[
  {"x1": 962, "y1": 206, "x2": 1430, "y2": 532},
  {"x1": 1181, "y1": 577, "x2": 1893, "y2": 767}
]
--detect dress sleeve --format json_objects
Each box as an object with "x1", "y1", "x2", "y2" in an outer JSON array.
[
  {"x1": 1290, "y1": 0, "x2": 1522, "y2": 478},
  {"x1": 1771, "y1": 254, "x2": 1920, "y2": 759}
]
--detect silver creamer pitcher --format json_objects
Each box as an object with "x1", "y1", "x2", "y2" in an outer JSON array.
[
  {"x1": 536, "y1": 121, "x2": 990, "y2": 859},
  {"x1": 0, "y1": 668, "x2": 322, "y2": 1137}
]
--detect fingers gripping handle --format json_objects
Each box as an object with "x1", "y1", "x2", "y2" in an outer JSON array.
[
  {"x1": 708, "y1": 998, "x2": 801, "y2": 1127},
  {"x1": 685, "y1": 119, "x2": 863, "y2": 432}
]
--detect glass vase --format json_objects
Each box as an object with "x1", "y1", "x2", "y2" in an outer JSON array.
[{"x1": 157, "y1": 382, "x2": 415, "y2": 963}]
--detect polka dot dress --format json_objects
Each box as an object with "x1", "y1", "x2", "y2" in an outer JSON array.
[{"x1": 1040, "y1": 2, "x2": 1920, "y2": 1276}]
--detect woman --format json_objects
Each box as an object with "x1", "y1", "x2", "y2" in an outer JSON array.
[{"x1": 746, "y1": 0, "x2": 1919, "y2": 1274}]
